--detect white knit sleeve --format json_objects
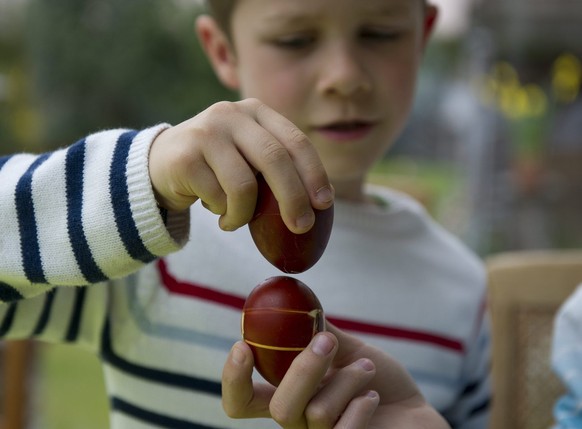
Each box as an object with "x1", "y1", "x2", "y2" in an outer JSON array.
[{"x1": 0, "y1": 125, "x2": 189, "y2": 302}]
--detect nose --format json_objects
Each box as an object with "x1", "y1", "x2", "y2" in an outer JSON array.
[{"x1": 316, "y1": 41, "x2": 372, "y2": 97}]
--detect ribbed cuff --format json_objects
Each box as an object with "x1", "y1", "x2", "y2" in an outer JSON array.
[{"x1": 125, "y1": 124, "x2": 190, "y2": 255}]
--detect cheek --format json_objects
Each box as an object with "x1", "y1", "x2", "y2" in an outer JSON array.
[
  {"x1": 239, "y1": 63, "x2": 305, "y2": 114},
  {"x1": 382, "y1": 60, "x2": 419, "y2": 122}
]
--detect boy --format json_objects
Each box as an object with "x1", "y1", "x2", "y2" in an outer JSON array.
[{"x1": 0, "y1": 0, "x2": 489, "y2": 427}]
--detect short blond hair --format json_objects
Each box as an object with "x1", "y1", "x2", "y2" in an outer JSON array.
[{"x1": 204, "y1": 0, "x2": 237, "y2": 37}]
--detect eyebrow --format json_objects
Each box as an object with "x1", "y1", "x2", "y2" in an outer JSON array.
[{"x1": 260, "y1": 8, "x2": 316, "y2": 27}]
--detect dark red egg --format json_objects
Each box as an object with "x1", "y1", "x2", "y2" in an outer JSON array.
[
  {"x1": 242, "y1": 276, "x2": 325, "y2": 386},
  {"x1": 249, "y1": 174, "x2": 334, "y2": 273}
]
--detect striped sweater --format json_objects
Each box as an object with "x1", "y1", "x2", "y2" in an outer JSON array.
[{"x1": 0, "y1": 126, "x2": 491, "y2": 429}]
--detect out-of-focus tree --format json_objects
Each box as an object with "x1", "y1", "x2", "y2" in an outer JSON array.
[
  {"x1": 25, "y1": 0, "x2": 235, "y2": 150},
  {"x1": 0, "y1": 1, "x2": 41, "y2": 155}
]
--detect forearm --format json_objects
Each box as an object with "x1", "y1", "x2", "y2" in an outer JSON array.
[{"x1": 0, "y1": 125, "x2": 189, "y2": 302}]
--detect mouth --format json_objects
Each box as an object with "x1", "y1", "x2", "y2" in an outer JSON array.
[
  {"x1": 315, "y1": 120, "x2": 375, "y2": 141},
  {"x1": 320, "y1": 120, "x2": 372, "y2": 130}
]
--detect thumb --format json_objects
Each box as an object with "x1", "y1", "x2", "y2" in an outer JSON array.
[{"x1": 221, "y1": 341, "x2": 275, "y2": 418}]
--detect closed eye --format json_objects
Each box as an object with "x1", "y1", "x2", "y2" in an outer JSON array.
[
  {"x1": 272, "y1": 34, "x2": 316, "y2": 50},
  {"x1": 360, "y1": 29, "x2": 402, "y2": 42}
]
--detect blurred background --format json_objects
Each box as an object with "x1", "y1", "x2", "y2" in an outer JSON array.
[{"x1": 0, "y1": 0, "x2": 581, "y2": 427}]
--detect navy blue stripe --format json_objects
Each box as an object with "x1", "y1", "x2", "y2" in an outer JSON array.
[
  {"x1": 460, "y1": 378, "x2": 491, "y2": 417},
  {"x1": 0, "y1": 303, "x2": 18, "y2": 337},
  {"x1": 65, "y1": 140, "x2": 107, "y2": 283},
  {"x1": 16, "y1": 153, "x2": 51, "y2": 284},
  {"x1": 101, "y1": 319, "x2": 222, "y2": 396},
  {"x1": 460, "y1": 379, "x2": 481, "y2": 396},
  {"x1": 468, "y1": 397, "x2": 491, "y2": 418},
  {"x1": 64, "y1": 287, "x2": 86, "y2": 342},
  {"x1": 111, "y1": 397, "x2": 226, "y2": 429},
  {"x1": 446, "y1": 396, "x2": 491, "y2": 428},
  {"x1": 32, "y1": 289, "x2": 57, "y2": 336},
  {"x1": 110, "y1": 131, "x2": 156, "y2": 263},
  {"x1": 0, "y1": 282, "x2": 24, "y2": 302},
  {"x1": 0, "y1": 155, "x2": 11, "y2": 172}
]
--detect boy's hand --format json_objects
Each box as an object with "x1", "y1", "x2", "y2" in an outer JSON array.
[
  {"x1": 222, "y1": 324, "x2": 452, "y2": 429},
  {"x1": 149, "y1": 98, "x2": 333, "y2": 233}
]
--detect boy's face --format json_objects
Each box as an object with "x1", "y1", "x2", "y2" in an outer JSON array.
[{"x1": 200, "y1": 0, "x2": 437, "y2": 191}]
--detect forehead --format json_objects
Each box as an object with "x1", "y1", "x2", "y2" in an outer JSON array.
[{"x1": 234, "y1": 0, "x2": 422, "y2": 23}]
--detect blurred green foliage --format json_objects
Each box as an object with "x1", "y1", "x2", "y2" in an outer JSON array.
[
  {"x1": 369, "y1": 156, "x2": 461, "y2": 217},
  {"x1": 0, "y1": 5, "x2": 33, "y2": 154},
  {"x1": 37, "y1": 344, "x2": 109, "y2": 429},
  {"x1": 3, "y1": 0, "x2": 236, "y2": 153}
]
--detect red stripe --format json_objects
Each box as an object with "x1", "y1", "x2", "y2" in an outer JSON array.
[
  {"x1": 157, "y1": 259, "x2": 464, "y2": 353},
  {"x1": 158, "y1": 259, "x2": 246, "y2": 310},
  {"x1": 327, "y1": 317, "x2": 464, "y2": 352}
]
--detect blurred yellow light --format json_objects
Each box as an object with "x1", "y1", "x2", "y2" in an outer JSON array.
[
  {"x1": 493, "y1": 62, "x2": 520, "y2": 86},
  {"x1": 552, "y1": 53, "x2": 581, "y2": 104}
]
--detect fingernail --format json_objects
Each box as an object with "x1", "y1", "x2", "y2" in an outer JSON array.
[
  {"x1": 366, "y1": 390, "x2": 379, "y2": 400},
  {"x1": 316, "y1": 186, "x2": 333, "y2": 204},
  {"x1": 231, "y1": 343, "x2": 246, "y2": 365},
  {"x1": 312, "y1": 334, "x2": 334, "y2": 356},
  {"x1": 296, "y1": 211, "x2": 315, "y2": 230},
  {"x1": 358, "y1": 358, "x2": 375, "y2": 372}
]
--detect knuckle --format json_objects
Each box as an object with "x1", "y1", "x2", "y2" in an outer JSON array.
[
  {"x1": 204, "y1": 101, "x2": 245, "y2": 127},
  {"x1": 303, "y1": 160, "x2": 327, "y2": 185},
  {"x1": 242, "y1": 97, "x2": 264, "y2": 110},
  {"x1": 177, "y1": 124, "x2": 215, "y2": 159},
  {"x1": 219, "y1": 211, "x2": 245, "y2": 232},
  {"x1": 236, "y1": 97, "x2": 264, "y2": 115},
  {"x1": 255, "y1": 100, "x2": 272, "y2": 117},
  {"x1": 202, "y1": 198, "x2": 226, "y2": 216},
  {"x1": 221, "y1": 397, "x2": 243, "y2": 419},
  {"x1": 269, "y1": 401, "x2": 295, "y2": 427},
  {"x1": 209, "y1": 100, "x2": 239, "y2": 116},
  {"x1": 260, "y1": 141, "x2": 290, "y2": 166},
  {"x1": 305, "y1": 403, "x2": 336, "y2": 427},
  {"x1": 287, "y1": 126, "x2": 310, "y2": 149},
  {"x1": 232, "y1": 177, "x2": 257, "y2": 199}
]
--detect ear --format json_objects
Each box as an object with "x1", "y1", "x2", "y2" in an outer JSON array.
[
  {"x1": 195, "y1": 15, "x2": 240, "y2": 90},
  {"x1": 421, "y1": 4, "x2": 439, "y2": 51}
]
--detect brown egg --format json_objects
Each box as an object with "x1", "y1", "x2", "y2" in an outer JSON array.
[
  {"x1": 249, "y1": 174, "x2": 334, "y2": 273},
  {"x1": 242, "y1": 276, "x2": 325, "y2": 386}
]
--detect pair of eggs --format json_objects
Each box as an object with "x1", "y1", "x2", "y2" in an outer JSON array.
[{"x1": 242, "y1": 175, "x2": 333, "y2": 386}]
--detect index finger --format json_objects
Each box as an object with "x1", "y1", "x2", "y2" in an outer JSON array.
[
  {"x1": 254, "y1": 102, "x2": 334, "y2": 211},
  {"x1": 269, "y1": 332, "x2": 338, "y2": 426}
]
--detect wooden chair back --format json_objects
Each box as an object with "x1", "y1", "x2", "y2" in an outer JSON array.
[{"x1": 487, "y1": 250, "x2": 582, "y2": 429}]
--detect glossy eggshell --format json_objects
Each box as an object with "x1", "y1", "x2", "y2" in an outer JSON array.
[
  {"x1": 249, "y1": 174, "x2": 334, "y2": 273},
  {"x1": 242, "y1": 276, "x2": 325, "y2": 386}
]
